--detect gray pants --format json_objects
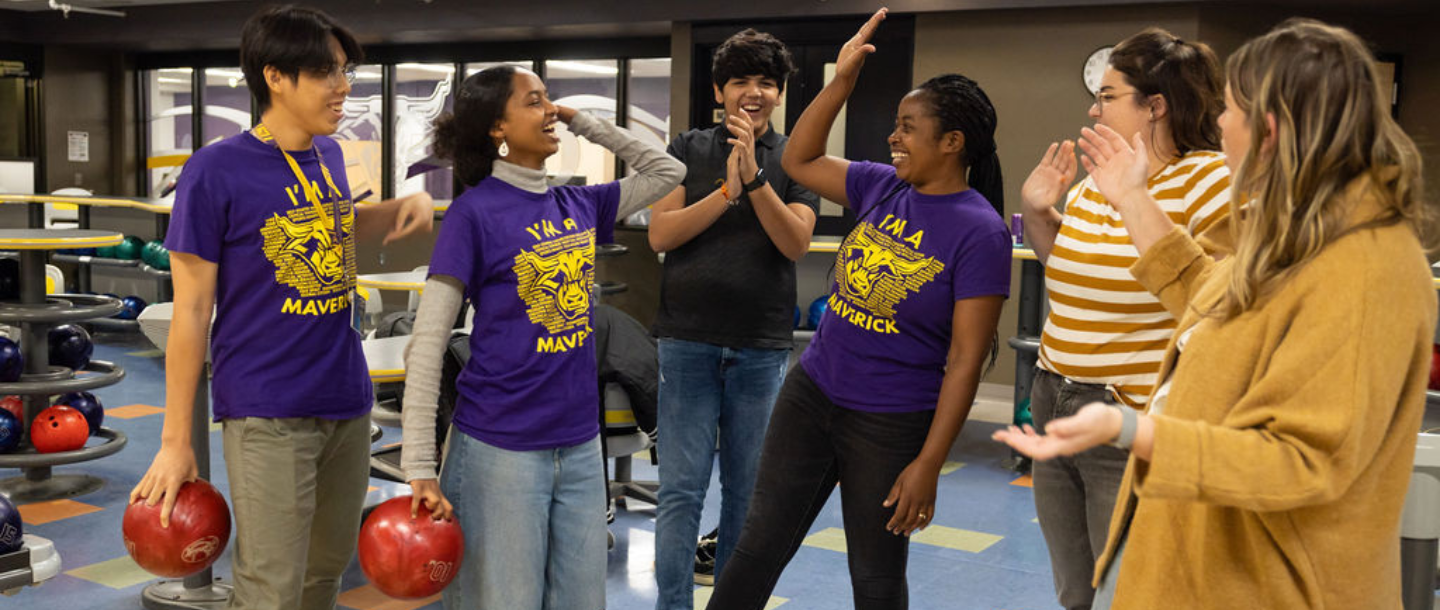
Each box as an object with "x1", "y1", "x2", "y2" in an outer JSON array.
[
  {"x1": 222, "y1": 414, "x2": 372, "y2": 610},
  {"x1": 1030, "y1": 369, "x2": 1130, "y2": 610}
]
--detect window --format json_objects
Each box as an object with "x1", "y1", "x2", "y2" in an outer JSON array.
[
  {"x1": 143, "y1": 68, "x2": 193, "y2": 196},
  {"x1": 332, "y1": 65, "x2": 384, "y2": 202},
  {"x1": 544, "y1": 59, "x2": 618, "y2": 187},
  {"x1": 393, "y1": 63, "x2": 455, "y2": 200},
  {"x1": 202, "y1": 67, "x2": 251, "y2": 145}
]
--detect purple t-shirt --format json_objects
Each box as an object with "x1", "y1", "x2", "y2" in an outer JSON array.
[
  {"x1": 429, "y1": 176, "x2": 620, "y2": 451},
  {"x1": 166, "y1": 132, "x2": 371, "y2": 421},
  {"x1": 801, "y1": 161, "x2": 1012, "y2": 413}
]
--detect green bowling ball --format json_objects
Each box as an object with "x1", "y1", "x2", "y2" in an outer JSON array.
[
  {"x1": 95, "y1": 244, "x2": 117, "y2": 258},
  {"x1": 113, "y1": 236, "x2": 145, "y2": 260},
  {"x1": 141, "y1": 240, "x2": 170, "y2": 270}
]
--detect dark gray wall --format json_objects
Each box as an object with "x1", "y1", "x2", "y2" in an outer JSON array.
[
  {"x1": 1199, "y1": 4, "x2": 1440, "y2": 206},
  {"x1": 42, "y1": 45, "x2": 115, "y2": 194}
]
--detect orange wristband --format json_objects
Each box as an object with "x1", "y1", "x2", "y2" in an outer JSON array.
[{"x1": 720, "y1": 183, "x2": 731, "y2": 201}]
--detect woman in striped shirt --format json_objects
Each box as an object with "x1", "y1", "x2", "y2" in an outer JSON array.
[{"x1": 1017, "y1": 29, "x2": 1232, "y2": 610}]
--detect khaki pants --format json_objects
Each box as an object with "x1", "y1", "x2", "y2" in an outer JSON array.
[{"x1": 222, "y1": 414, "x2": 371, "y2": 610}]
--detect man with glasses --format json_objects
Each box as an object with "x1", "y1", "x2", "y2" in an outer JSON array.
[{"x1": 129, "y1": 5, "x2": 432, "y2": 609}]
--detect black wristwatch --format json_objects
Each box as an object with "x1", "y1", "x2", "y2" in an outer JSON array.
[{"x1": 743, "y1": 168, "x2": 767, "y2": 193}]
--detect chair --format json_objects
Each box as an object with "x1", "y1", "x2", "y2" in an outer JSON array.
[
  {"x1": 44, "y1": 265, "x2": 64, "y2": 295},
  {"x1": 357, "y1": 285, "x2": 384, "y2": 333},
  {"x1": 369, "y1": 330, "x2": 467, "y2": 483},
  {"x1": 46, "y1": 188, "x2": 88, "y2": 229},
  {"x1": 602, "y1": 381, "x2": 659, "y2": 508}
]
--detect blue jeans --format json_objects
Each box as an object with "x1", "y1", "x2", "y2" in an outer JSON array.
[
  {"x1": 654, "y1": 338, "x2": 790, "y2": 610},
  {"x1": 439, "y1": 431, "x2": 606, "y2": 610}
]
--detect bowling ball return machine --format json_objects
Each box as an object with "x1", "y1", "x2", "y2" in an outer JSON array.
[
  {"x1": 1400, "y1": 390, "x2": 1440, "y2": 610},
  {"x1": 0, "y1": 534, "x2": 61, "y2": 596}
]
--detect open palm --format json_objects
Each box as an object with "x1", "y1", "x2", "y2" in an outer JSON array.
[
  {"x1": 1077, "y1": 124, "x2": 1150, "y2": 210},
  {"x1": 1021, "y1": 140, "x2": 1078, "y2": 214},
  {"x1": 835, "y1": 8, "x2": 887, "y2": 80}
]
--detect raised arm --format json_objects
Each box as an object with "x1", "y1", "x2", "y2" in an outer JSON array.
[
  {"x1": 562, "y1": 108, "x2": 686, "y2": 220},
  {"x1": 781, "y1": 8, "x2": 888, "y2": 206}
]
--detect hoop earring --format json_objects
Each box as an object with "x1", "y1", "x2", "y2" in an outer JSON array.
[{"x1": 498, "y1": 139, "x2": 510, "y2": 157}]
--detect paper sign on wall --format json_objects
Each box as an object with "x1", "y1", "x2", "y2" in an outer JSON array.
[{"x1": 67, "y1": 131, "x2": 89, "y2": 162}]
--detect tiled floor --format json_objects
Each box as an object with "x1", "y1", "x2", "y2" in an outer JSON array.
[{"x1": 6, "y1": 332, "x2": 1066, "y2": 610}]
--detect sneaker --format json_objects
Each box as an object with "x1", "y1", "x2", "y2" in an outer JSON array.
[{"x1": 693, "y1": 528, "x2": 718, "y2": 586}]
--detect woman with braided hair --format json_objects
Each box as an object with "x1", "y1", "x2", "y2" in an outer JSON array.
[{"x1": 705, "y1": 9, "x2": 1010, "y2": 610}]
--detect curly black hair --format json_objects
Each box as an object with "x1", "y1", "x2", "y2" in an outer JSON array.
[{"x1": 712, "y1": 29, "x2": 796, "y2": 93}]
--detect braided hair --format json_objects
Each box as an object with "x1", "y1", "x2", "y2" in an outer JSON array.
[{"x1": 915, "y1": 74, "x2": 1003, "y2": 214}]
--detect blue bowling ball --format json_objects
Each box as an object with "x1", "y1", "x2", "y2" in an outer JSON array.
[
  {"x1": 0, "y1": 409, "x2": 21, "y2": 454},
  {"x1": 115, "y1": 296, "x2": 147, "y2": 320},
  {"x1": 807, "y1": 295, "x2": 829, "y2": 330},
  {"x1": 793, "y1": 306, "x2": 801, "y2": 329},
  {"x1": 48, "y1": 324, "x2": 93, "y2": 371},
  {"x1": 0, "y1": 337, "x2": 21, "y2": 383},
  {"x1": 57, "y1": 391, "x2": 103, "y2": 435},
  {"x1": 0, "y1": 492, "x2": 21, "y2": 554}
]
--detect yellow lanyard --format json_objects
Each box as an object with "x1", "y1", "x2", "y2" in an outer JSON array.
[{"x1": 251, "y1": 124, "x2": 348, "y2": 238}]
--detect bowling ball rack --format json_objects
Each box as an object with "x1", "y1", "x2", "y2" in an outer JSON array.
[
  {"x1": 0, "y1": 231, "x2": 130, "y2": 504},
  {"x1": 48, "y1": 252, "x2": 170, "y2": 334}
]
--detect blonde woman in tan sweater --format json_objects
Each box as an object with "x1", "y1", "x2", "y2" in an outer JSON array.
[{"x1": 996, "y1": 19, "x2": 1434, "y2": 610}]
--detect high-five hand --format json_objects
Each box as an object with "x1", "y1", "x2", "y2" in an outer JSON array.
[{"x1": 835, "y1": 8, "x2": 888, "y2": 81}]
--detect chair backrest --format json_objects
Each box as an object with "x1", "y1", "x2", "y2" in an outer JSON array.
[
  {"x1": 46, "y1": 188, "x2": 89, "y2": 229},
  {"x1": 44, "y1": 264, "x2": 64, "y2": 295},
  {"x1": 602, "y1": 382, "x2": 638, "y2": 431},
  {"x1": 356, "y1": 285, "x2": 383, "y2": 329}
]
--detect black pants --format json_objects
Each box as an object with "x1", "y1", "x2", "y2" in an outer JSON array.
[{"x1": 705, "y1": 365, "x2": 934, "y2": 610}]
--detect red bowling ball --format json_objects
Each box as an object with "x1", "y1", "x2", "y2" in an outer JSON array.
[
  {"x1": 122, "y1": 480, "x2": 232, "y2": 578},
  {"x1": 30, "y1": 405, "x2": 89, "y2": 453},
  {"x1": 1429, "y1": 343, "x2": 1440, "y2": 391},
  {"x1": 0, "y1": 395, "x2": 21, "y2": 420},
  {"x1": 357, "y1": 496, "x2": 464, "y2": 599}
]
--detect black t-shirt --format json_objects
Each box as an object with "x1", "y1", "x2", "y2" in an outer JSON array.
[{"x1": 651, "y1": 124, "x2": 820, "y2": 349}]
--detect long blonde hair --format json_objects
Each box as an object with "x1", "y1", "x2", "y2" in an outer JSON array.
[{"x1": 1220, "y1": 19, "x2": 1426, "y2": 320}]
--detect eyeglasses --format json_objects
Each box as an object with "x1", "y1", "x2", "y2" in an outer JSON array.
[
  {"x1": 1093, "y1": 90, "x2": 1140, "y2": 111},
  {"x1": 312, "y1": 64, "x2": 358, "y2": 86}
]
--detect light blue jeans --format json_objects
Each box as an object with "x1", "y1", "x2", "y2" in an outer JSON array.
[
  {"x1": 439, "y1": 430, "x2": 607, "y2": 610},
  {"x1": 654, "y1": 338, "x2": 790, "y2": 610}
]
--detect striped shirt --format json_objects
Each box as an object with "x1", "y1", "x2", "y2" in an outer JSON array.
[{"x1": 1037, "y1": 150, "x2": 1231, "y2": 407}]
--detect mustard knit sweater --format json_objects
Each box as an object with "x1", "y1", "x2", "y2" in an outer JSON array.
[{"x1": 1097, "y1": 185, "x2": 1437, "y2": 610}]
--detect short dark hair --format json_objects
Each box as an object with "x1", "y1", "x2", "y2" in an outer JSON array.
[
  {"x1": 711, "y1": 29, "x2": 795, "y2": 93},
  {"x1": 1109, "y1": 28, "x2": 1223, "y2": 154},
  {"x1": 240, "y1": 4, "x2": 363, "y2": 111},
  {"x1": 432, "y1": 66, "x2": 519, "y2": 186}
]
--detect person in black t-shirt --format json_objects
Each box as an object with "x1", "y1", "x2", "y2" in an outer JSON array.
[{"x1": 648, "y1": 28, "x2": 820, "y2": 607}]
